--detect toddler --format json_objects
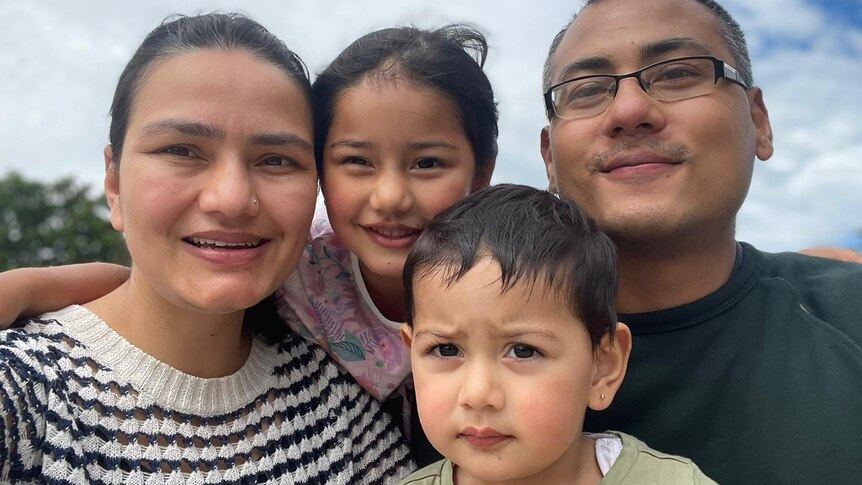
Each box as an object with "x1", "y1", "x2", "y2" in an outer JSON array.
[{"x1": 398, "y1": 184, "x2": 715, "y2": 484}]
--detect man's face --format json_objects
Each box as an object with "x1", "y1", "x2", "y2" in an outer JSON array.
[{"x1": 541, "y1": 0, "x2": 773, "y2": 246}]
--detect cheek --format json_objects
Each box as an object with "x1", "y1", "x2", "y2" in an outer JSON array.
[
  {"x1": 322, "y1": 172, "x2": 360, "y2": 223},
  {"x1": 413, "y1": 368, "x2": 454, "y2": 432},
  {"x1": 549, "y1": 125, "x2": 592, "y2": 182},
  {"x1": 268, "y1": 178, "x2": 317, "y2": 234},
  {"x1": 121, "y1": 172, "x2": 189, "y2": 237},
  {"x1": 514, "y1": 372, "x2": 587, "y2": 445},
  {"x1": 417, "y1": 174, "x2": 475, "y2": 219}
]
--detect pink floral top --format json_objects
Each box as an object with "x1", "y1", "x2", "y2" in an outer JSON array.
[{"x1": 273, "y1": 216, "x2": 412, "y2": 401}]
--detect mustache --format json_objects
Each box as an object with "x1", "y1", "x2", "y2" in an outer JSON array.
[{"x1": 588, "y1": 140, "x2": 692, "y2": 172}]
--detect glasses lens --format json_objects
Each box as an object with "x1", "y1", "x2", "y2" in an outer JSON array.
[
  {"x1": 552, "y1": 76, "x2": 615, "y2": 119},
  {"x1": 642, "y1": 58, "x2": 715, "y2": 101}
]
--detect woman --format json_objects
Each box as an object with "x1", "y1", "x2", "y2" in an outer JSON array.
[{"x1": 0, "y1": 13, "x2": 412, "y2": 483}]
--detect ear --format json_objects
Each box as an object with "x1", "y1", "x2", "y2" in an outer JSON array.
[
  {"x1": 748, "y1": 87, "x2": 774, "y2": 162},
  {"x1": 588, "y1": 322, "x2": 632, "y2": 411},
  {"x1": 540, "y1": 125, "x2": 558, "y2": 193},
  {"x1": 471, "y1": 157, "x2": 495, "y2": 192},
  {"x1": 400, "y1": 323, "x2": 414, "y2": 350},
  {"x1": 103, "y1": 145, "x2": 124, "y2": 233}
]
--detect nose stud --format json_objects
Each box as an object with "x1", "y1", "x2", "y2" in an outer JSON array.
[{"x1": 251, "y1": 197, "x2": 259, "y2": 206}]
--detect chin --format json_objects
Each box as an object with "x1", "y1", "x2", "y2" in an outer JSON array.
[{"x1": 185, "y1": 290, "x2": 268, "y2": 315}]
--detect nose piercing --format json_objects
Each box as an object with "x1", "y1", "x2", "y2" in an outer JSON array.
[{"x1": 251, "y1": 197, "x2": 259, "y2": 206}]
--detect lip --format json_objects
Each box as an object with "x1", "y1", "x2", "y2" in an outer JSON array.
[
  {"x1": 182, "y1": 230, "x2": 271, "y2": 266},
  {"x1": 362, "y1": 223, "x2": 422, "y2": 250},
  {"x1": 458, "y1": 427, "x2": 513, "y2": 450},
  {"x1": 599, "y1": 149, "x2": 681, "y2": 181}
]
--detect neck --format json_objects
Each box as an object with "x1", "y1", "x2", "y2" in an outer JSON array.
[
  {"x1": 85, "y1": 271, "x2": 251, "y2": 378},
  {"x1": 358, "y1": 262, "x2": 406, "y2": 322},
  {"x1": 614, "y1": 230, "x2": 738, "y2": 314}
]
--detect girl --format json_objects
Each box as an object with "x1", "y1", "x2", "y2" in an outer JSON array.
[
  {"x1": 0, "y1": 13, "x2": 412, "y2": 483},
  {"x1": 278, "y1": 25, "x2": 497, "y2": 402}
]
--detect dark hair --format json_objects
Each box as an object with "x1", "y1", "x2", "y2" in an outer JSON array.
[
  {"x1": 403, "y1": 184, "x2": 618, "y2": 348},
  {"x1": 108, "y1": 12, "x2": 311, "y2": 165},
  {"x1": 312, "y1": 24, "x2": 498, "y2": 180},
  {"x1": 542, "y1": 0, "x2": 753, "y2": 95}
]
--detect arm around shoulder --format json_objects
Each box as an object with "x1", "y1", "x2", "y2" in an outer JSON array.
[{"x1": 0, "y1": 263, "x2": 129, "y2": 327}]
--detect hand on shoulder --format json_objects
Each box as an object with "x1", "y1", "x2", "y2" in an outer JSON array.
[{"x1": 799, "y1": 247, "x2": 862, "y2": 264}]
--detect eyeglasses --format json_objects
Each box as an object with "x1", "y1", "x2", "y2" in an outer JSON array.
[{"x1": 544, "y1": 55, "x2": 748, "y2": 120}]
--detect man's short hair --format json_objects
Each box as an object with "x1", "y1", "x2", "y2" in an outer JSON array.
[
  {"x1": 403, "y1": 184, "x2": 618, "y2": 347},
  {"x1": 542, "y1": 0, "x2": 753, "y2": 92}
]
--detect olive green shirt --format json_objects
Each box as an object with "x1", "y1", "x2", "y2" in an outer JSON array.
[{"x1": 398, "y1": 432, "x2": 715, "y2": 484}]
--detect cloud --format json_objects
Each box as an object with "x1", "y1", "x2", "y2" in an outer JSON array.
[{"x1": 0, "y1": 0, "x2": 859, "y2": 253}]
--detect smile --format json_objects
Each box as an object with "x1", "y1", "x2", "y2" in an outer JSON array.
[
  {"x1": 184, "y1": 237, "x2": 265, "y2": 249},
  {"x1": 365, "y1": 226, "x2": 421, "y2": 238},
  {"x1": 362, "y1": 225, "x2": 423, "y2": 250}
]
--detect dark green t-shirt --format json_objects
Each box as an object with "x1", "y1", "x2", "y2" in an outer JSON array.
[{"x1": 585, "y1": 242, "x2": 862, "y2": 485}]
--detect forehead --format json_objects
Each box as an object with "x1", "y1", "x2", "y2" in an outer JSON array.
[
  {"x1": 131, "y1": 49, "x2": 311, "y2": 130},
  {"x1": 551, "y1": 0, "x2": 731, "y2": 79},
  {"x1": 412, "y1": 260, "x2": 568, "y2": 320},
  {"x1": 335, "y1": 76, "x2": 459, "y2": 119}
]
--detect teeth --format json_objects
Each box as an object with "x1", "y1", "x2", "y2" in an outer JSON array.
[
  {"x1": 187, "y1": 237, "x2": 261, "y2": 248},
  {"x1": 374, "y1": 228, "x2": 417, "y2": 238}
]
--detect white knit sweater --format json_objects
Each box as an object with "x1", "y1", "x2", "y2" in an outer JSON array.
[{"x1": 0, "y1": 305, "x2": 414, "y2": 484}]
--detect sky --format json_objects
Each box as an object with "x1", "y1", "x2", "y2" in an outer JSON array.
[{"x1": 1, "y1": 0, "x2": 860, "y2": 252}]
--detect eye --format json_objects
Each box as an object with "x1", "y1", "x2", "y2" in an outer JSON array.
[
  {"x1": 430, "y1": 343, "x2": 461, "y2": 358},
  {"x1": 414, "y1": 158, "x2": 443, "y2": 170},
  {"x1": 343, "y1": 156, "x2": 371, "y2": 166},
  {"x1": 259, "y1": 155, "x2": 298, "y2": 168},
  {"x1": 557, "y1": 79, "x2": 612, "y2": 109},
  {"x1": 570, "y1": 82, "x2": 608, "y2": 100},
  {"x1": 160, "y1": 145, "x2": 195, "y2": 158},
  {"x1": 505, "y1": 344, "x2": 541, "y2": 360},
  {"x1": 651, "y1": 63, "x2": 708, "y2": 85}
]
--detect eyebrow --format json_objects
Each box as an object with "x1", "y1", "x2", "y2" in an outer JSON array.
[
  {"x1": 139, "y1": 119, "x2": 224, "y2": 139},
  {"x1": 328, "y1": 139, "x2": 459, "y2": 151},
  {"x1": 139, "y1": 119, "x2": 312, "y2": 153},
  {"x1": 329, "y1": 139, "x2": 370, "y2": 150},
  {"x1": 489, "y1": 326, "x2": 560, "y2": 343},
  {"x1": 554, "y1": 37, "x2": 715, "y2": 83},
  {"x1": 641, "y1": 37, "x2": 713, "y2": 61},
  {"x1": 412, "y1": 324, "x2": 561, "y2": 343},
  {"x1": 412, "y1": 326, "x2": 465, "y2": 341},
  {"x1": 250, "y1": 132, "x2": 313, "y2": 154},
  {"x1": 410, "y1": 140, "x2": 459, "y2": 151}
]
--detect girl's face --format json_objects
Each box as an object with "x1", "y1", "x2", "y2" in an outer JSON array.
[
  {"x1": 322, "y1": 78, "x2": 492, "y2": 286},
  {"x1": 105, "y1": 49, "x2": 317, "y2": 316}
]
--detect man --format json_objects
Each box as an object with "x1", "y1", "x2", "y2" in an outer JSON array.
[{"x1": 540, "y1": 0, "x2": 862, "y2": 484}]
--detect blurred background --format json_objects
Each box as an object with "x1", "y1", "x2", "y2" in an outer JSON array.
[{"x1": 1, "y1": 0, "x2": 860, "y2": 270}]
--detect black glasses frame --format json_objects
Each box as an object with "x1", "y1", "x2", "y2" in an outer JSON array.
[{"x1": 543, "y1": 55, "x2": 748, "y2": 119}]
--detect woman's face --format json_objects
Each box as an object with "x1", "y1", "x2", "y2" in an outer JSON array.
[{"x1": 105, "y1": 49, "x2": 317, "y2": 316}]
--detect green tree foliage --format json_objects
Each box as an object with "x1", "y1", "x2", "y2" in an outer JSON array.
[{"x1": 0, "y1": 172, "x2": 128, "y2": 270}]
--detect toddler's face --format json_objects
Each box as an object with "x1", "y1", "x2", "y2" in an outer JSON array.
[
  {"x1": 403, "y1": 259, "x2": 602, "y2": 482},
  {"x1": 321, "y1": 78, "x2": 488, "y2": 290}
]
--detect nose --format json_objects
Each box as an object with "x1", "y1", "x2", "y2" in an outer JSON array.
[
  {"x1": 457, "y1": 360, "x2": 505, "y2": 411},
  {"x1": 198, "y1": 158, "x2": 259, "y2": 219},
  {"x1": 368, "y1": 168, "x2": 414, "y2": 216},
  {"x1": 600, "y1": 77, "x2": 666, "y2": 137}
]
